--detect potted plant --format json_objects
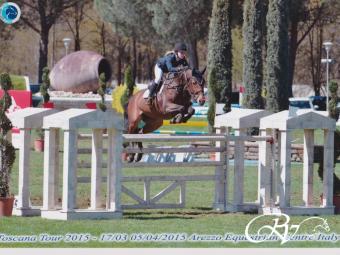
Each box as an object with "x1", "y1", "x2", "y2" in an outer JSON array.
[
  {"x1": 34, "y1": 67, "x2": 52, "y2": 152},
  {"x1": 0, "y1": 73, "x2": 16, "y2": 216},
  {"x1": 318, "y1": 80, "x2": 340, "y2": 213},
  {"x1": 34, "y1": 128, "x2": 45, "y2": 152}
]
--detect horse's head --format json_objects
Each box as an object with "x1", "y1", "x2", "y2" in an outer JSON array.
[{"x1": 184, "y1": 67, "x2": 206, "y2": 105}]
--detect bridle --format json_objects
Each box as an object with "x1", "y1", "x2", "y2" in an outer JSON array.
[
  {"x1": 164, "y1": 69, "x2": 204, "y2": 99},
  {"x1": 183, "y1": 71, "x2": 204, "y2": 99}
]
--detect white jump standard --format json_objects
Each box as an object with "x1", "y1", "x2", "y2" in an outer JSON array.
[
  {"x1": 214, "y1": 108, "x2": 272, "y2": 212},
  {"x1": 259, "y1": 110, "x2": 335, "y2": 215},
  {"x1": 41, "y1": 108, "x2": 124, "y2": 220},
  {"x1": 7, "y1": 107, "x2": 58, "y2": 216}
]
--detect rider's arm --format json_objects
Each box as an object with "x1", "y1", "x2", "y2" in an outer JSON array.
[
  {"x1": 165, "y1": 54, "x2": 181, "y2": 72},
  {"x1": 181, "y1": 59, "x2": 189, "y2": 68}
]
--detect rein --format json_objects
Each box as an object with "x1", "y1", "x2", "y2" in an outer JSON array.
[{"x1": 164, "y1": 71, "x2": 188, "y2": 90}]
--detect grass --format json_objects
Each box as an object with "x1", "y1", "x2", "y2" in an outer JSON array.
[
  {"x1": 2, "y1": 128, "x2": 340, "y2": 248},
  {"x1": 9, "y1": 74, "x2": 27, "y2": 90}
]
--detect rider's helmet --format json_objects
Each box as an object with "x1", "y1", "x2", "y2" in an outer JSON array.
[{"x1": 174, "y1": 42, "x2": 187, "y2": 52}]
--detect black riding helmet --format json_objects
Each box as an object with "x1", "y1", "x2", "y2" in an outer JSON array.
[{"x1": 174, "y1": 42, "x2": 187, "y2": 52}]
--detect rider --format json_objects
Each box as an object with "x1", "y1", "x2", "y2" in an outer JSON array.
[{"x1": 146, "y1": 42, "x2": 189, "y2": 104}]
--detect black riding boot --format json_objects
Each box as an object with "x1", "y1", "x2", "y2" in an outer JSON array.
[{"x1": 147, "y1": 81, "x2": 159, "y2": 105}]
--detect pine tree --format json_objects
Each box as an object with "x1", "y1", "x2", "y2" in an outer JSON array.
[
  {"x1": 207, "y1": 0, "x2": 233, "y2": 127},
  {"x1": 243, "y1": 0, "x2": 265, "y2": 109},
  {"x1": 0, "y1": 73, "x2": 16, "y2": 197},
  {"x1": 98, "y1": 73, "x2": 107, "y2": 112},
  {"x1": 265, "y1": 0, "x2": 290, "y2": 112},
  {"x1": 40, "y1": 67, "x2": 50, "y2": 103},
  {"x1": 120, "y1": 65, "x2": 135, "y2": 109},
  {"x1": 207, "y1": 68, "x2": 217, "y2": 128},
  {"x1": 328, "y1": 81, "x2": 339, "y2": 120}
]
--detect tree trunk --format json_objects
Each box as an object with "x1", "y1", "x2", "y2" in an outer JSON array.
[
  {"x1": 74, "y1": 29, "x2": 81, "y2": 51},
  {"x1": 137, "y1": 51, "x2": 142, "y2": 83},
  {"x1": 38, "y1": 31, "x2": 49, "y2": 83},
  {"x1": 101, "y1": 23, "x2": 106, "y2": 57},
  {"x1": 132, "y1": 37, "x2": 137, "y2": 81},
  {"x1": 187, "y1": 39, "x2": 199, "y2": 69},
  {"x1": 309, "y1": 24, "x2": 323, "y2": 96},
  {"x1": 117, "y1": 48, "x2": 122, "y2": 85},
  {"x1": 288, "y1": 18, "x2": 298, "y2": 98},
  {"x1": 146, "y1": 48, "x2": 153, "y2": 81},
  {"x1": 315, "y1": 25, "x2": 323, "y2": 96}
]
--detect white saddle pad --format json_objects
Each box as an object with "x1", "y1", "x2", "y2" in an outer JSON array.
[{"x1": 142, "y1": 85, "x2": 164, "y2": 99}]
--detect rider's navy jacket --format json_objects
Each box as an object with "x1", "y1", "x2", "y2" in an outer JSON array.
[{"x1": 156, "y1": 53, "x2": 189, "y2": 73}]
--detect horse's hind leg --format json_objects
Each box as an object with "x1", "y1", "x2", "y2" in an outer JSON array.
[
  {"x1": 134, "y1": 119, "x2": 163, "y2": 162},
  {"x1": 127, "y1": 113, "x2": 142, "y2": 163}
]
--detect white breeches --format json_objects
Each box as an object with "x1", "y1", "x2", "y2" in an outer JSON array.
[{"x1": 154, "y1": 65, "x2": 163, "y2": 84}]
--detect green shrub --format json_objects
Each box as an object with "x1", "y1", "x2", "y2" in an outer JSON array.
[
  {"x1": 120, "y1": 65, "x2": 135, "y2": 109},
  {"x1": 40, "y1": 67, "x2": 50, "y2": 103},
  {"x1": 98, "y1": 72, "x2": 107, "y2": 112},
  {"x1": 0, "y1": 73, "x2": 16, "y2": 197},
  {"x1": 0, "y1": 74, "x2": 26, "y2": 90},
  {"x1": 328, "y1": 80, "x2": 339, "y2": 121}
]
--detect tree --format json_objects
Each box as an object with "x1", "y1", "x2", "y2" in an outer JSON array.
[
  {"x1": 328, "y1": 80, "x2": 339, "y2": 120},
  {"x1": 40, "y1": 67, "x2": 50, "y2": 103},
  {"x1": 120, "y1": 65, "x2": 136, "y2": 110},
  {"x1": 242, "y1": 0, "x2": 266, "y2": 109},
  {"x1": 288, "y1": 0, "x2": 326, "y2": 96},
  {"x1": 207, "y1": 0, "x2": 233, "y2": 126},
  {"x1": 207, "y1": 68, "x2": 217, "y2": 128},
  {"x1": 95, "y1": 0, "x2": 156, "y2": 81},
  {"x1": 265, "y1": 0, "x2": 290, "y2": 112},
  {"x1": 98, "y1": 73, "x2": 107, "y2": 111},
  {"x1": 231, "y1": 27, "x2": 244, "y2": 84},
  {"x1": 62, "y1": 0, "x2": 92, "y2": 51},
  {"x1": 148, "y1": 0, "x2": 212, "y2": 69},
  {"x1": 17, "y1": 0, "x2": 77, "y2": 82},
  {"x1": 0, "y1": 26, "x2": 13, "y2": 66}
]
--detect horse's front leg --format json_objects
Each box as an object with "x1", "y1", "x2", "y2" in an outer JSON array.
[
  {"x1": 182, "y1": 105, "x2": 195, "y2": 123},
  {"x1": 164, "y1": 103, "x2": 186, "y2": 124}
]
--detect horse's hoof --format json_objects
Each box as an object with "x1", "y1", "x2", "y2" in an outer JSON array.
[
  {"x1": 135, "y1": 153, "x2": 143, "y2": 162},
  {"x1": 127, "y1": 154, "x2": 135, "y2": 163}
]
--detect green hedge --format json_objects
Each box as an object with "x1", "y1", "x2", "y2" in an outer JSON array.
[{"x1": 0, "y1": 75, "x2": 27, "y2": 90}]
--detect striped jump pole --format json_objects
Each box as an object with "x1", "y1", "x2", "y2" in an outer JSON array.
[
  {"x1": 162, "y1": 120, "x2": 208, "y2": 127},
  {"x1": 152, "y1": 130, "x2": 208, "y2": 135}
]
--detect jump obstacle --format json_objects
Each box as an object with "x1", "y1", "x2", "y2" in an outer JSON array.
[{"x1": 7, "y1": 107, "x2": 336, "y2": 220}]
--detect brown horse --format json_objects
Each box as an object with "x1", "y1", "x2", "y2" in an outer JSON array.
[{"x1": 125, "y1": 67, "x2": 206, "y2": 162}]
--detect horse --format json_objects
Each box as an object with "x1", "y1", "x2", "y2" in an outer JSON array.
[{"x1": 124, "y1": 67, "x2": 206, "y2": 162}]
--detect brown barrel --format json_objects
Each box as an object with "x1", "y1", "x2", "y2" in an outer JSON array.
[{"x1": 50, "y1": 51, "x2": 112, "y2": 93}]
